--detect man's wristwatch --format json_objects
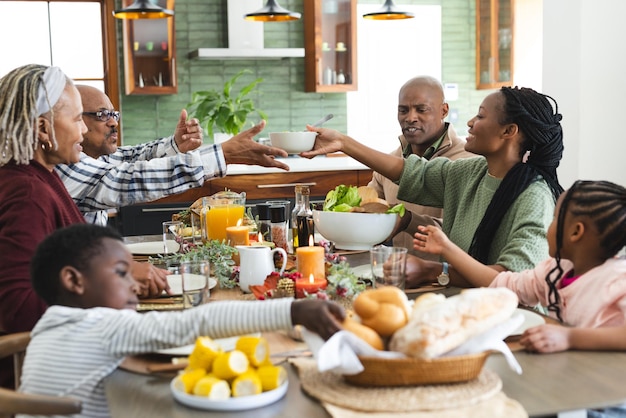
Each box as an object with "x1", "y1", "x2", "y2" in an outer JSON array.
[{"x1": 437, "y1": 262, "x2": 450, "y2": 286}]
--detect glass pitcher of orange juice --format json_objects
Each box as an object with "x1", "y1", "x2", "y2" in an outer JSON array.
[{"x1": 201, "y1": 191, "x2": 246, "y2": 243}]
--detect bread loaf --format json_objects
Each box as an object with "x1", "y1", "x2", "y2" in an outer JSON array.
[{"x1": 389, "y1": 288, "x2": 518, "y2": 358}]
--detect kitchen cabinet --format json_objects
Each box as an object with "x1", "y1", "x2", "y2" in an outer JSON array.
[
  {"x1": 121, "y1": 0, "x2": 177, "y2": 95},
  {"x1": 153, "y1": 169, "x2": 374, "y2": 204},
  {"x1": 304, "y1": 0, "x2": 357, "y2": 92},
  {"x1": 475, "y1": 0, "x2": 514, "y2": 90}
]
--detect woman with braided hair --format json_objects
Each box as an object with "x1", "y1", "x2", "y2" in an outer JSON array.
[
  {"x1": 0, "y1": 64, "x2": 87, "y2": 387},
  {"x1": 414, "y1": 180, "x2": 626, "y2": 355},
  {"x1": 303, "y1": 86, "x2": 564, "y2": 288}
]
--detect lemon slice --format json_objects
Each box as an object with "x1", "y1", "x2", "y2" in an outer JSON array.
[
  {"x1": 231, "y1": 370, "x2": 262, "y2": 397},
  {"x1": 187, "y1": 337, "x2": 223, "y2": 371},
  {"x1": 192, "y1": 376, "x2": 231, "y2": 399},
  {"x1": 178, "y1": 368, "x2": 207, "y2": 394},
  {"x1": 212, "y1": 350, "x2": 249, "y2": 380},
  {"x1": 256, "y1": 365, "x2": 287, "y2": 391},
  {"x1": 235, "y1": 336, "x2": 269, "y2": 367}
]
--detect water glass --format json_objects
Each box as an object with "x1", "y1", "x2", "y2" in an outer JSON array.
[
  {"x1": 370, "y1": 245, "x2": 408, "y2": 290},
  {"x1": 180, "y1": 260, "x2": 210, "y2": 309},
  {"x1": 162, "y1": 220, "x2": 183, "y2": 255}
]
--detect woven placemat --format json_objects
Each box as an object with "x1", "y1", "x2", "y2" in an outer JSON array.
[
  {"x1": 322, "y1": 391, "x2": 528, "y2": 418},
  {"x1": 291, "y1": 358, "x2": 502, "y2": 413}
]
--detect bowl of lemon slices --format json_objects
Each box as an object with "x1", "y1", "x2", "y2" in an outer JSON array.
[{"x1": 170, "y1": 336, "x2": 288, "y2": 411}]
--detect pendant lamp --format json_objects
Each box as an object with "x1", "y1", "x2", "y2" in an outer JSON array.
[
  {"x1": 244, "y1": 0, "x2": 301, "y2": 22},
  {"x1": 363, "y1": 0, "x2": 414, "y2": 20},
  {"x1": 113, "y1": 0, "x2": 174, "y2": 19}
]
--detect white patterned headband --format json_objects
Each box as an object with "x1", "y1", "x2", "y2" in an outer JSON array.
[{"x1": 36, "y1": 66, "x2": 67, "y2": 116}]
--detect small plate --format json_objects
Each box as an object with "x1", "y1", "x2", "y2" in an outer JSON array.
[
  {"x1": 350, "y1": 264, "x2": 372, "y2": 280},
  {"x1": 170, "y1": 373, "x2": 288, "y2": 411},
  {"x1": 165, "y1": 275, "x2": 217, "y2": 296},
  {"x1": 156, "y1": 333, "x2": 261, "y2": 356},
  {"x1": 126, "y1": 240, "x2": 180, "y2": 255},
  {"x1": 508, "y1": 308, "x2": 546, "y2": 336}
]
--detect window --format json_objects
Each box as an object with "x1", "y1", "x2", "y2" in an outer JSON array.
[
  {"x1": 0, "y1": 0, "x2": 120, "y2": 110},
  {"x1": 347, "y1": 5, "x2": 442, "y2": 153}
]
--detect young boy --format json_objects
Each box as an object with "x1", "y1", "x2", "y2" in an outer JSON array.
[{"x1": 20, "y1": 224, "x2": 345, "y2": 417}]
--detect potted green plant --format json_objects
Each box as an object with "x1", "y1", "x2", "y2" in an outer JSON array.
[{"x1": 186, "y1": 69, "x2": 268, "y2": 142}]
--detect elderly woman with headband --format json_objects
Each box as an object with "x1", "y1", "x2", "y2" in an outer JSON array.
[
  {"x1": 303, "y1": 86, "x2": 564, "y2": 289},
  {"x1": 0, "y1": 64, "x2": 87, "y2": 387}
]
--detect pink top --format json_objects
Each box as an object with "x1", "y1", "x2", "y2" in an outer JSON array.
[{"x1": 490, "y1": 257, "x2": 626, "y2": 327}]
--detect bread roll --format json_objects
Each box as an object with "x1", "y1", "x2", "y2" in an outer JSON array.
[
  {"x1": 389, "y1": 288, "x2": 518, "y2": 358},
  {"x1": 352, "y1": 287, "x2": 410, "y2": 337},
  {"x1": 342, "y1": 317, "x2": 384, "y2": 351}
]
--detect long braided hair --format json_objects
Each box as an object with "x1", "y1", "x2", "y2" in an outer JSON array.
[
  {"x1": 545, "y1": 180, "x2": 626, "y2": 322},
  {"x1": 468, "y1": 87, "x2": 565, "y2": 263},
  {"x1": 0, "y1": 64, "x2": 58, "y2": 166}
]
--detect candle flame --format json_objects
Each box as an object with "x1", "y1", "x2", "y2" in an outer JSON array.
[
  {"x1": 236, "y1": 218, "x2": 243, "y2": 227},
  {"x1": 258, "y1": 232, "x2": 263, "y2": 243},
  {"x1": 309, "y1": 273, "x2": 314, "y2": 284},
  {"x1": 309, "y1": 234, "x2": 314, "y2": 246}
]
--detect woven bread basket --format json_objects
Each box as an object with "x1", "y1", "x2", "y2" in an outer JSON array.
[{"x1": 343, "y1": 351, "x2": 491, "y2": 387}]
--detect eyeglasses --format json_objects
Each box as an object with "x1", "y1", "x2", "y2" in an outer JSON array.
[{"x1": 82, "y1": 109, "x2": 121, "y2": 122}]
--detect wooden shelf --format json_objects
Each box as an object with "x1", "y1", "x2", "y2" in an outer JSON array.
[
  {"x1": 304, "y1": 0, "x2": 358, "y2": 92},
  {"x1": 475, "y1": 0, "x2": 514, "y2": 90},
  {"x1": 122, "y1": 0, "x2": 177, "y2": 95}
]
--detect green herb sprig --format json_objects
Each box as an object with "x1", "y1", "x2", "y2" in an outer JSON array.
[{"x1": 150, "y1": 240, "x2": 238, "y2": 288}]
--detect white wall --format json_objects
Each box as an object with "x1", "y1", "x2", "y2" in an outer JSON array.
[
  {"x1": 543, "y1": 0, "x2": 626, "y2": 188},
  {"x1": 346, "y1": 5, "x2": 442, "y2": 154},
  {"x1": 514, "y1": 0, "x2": 542, "y2": 90}
]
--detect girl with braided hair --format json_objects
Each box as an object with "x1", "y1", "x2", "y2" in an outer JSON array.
[
  {"x1": 304, "y1": 86, "x2": 564, "y2": 288},
  {"x1": 414, "y1": 180, "x2": 626, "y2": 354}
]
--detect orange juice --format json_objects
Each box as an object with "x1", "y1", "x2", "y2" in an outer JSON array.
[{"x1": 205, "y1": 205, "x2": 245, "y2": 243}]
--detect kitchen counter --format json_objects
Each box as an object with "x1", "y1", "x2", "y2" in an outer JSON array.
[{"x1": 226, "y1": 155, "x2": 368, "y2": 175}]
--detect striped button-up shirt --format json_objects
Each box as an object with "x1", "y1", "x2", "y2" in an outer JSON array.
[{"x1": 55, "y1": 136, "x2": 227, "y2": 225}]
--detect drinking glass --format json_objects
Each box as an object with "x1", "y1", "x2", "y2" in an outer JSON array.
[
  {"x1": 162, "y1": 220, "x2": 183, "y2": 255},
  {"x1": 370, "y1": 245, "x2": 408, "y2": 290},
  {"x1": 180, "y1": 260, "x2": 210, "y2": 309}
]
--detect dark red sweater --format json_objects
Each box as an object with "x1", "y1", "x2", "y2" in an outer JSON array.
[
  {"x1": 0, "y1": 161, "x2": 85, "y2": 333},
  {"x1": 0, "y1": 161, "x2": 85, "y2": 387}
]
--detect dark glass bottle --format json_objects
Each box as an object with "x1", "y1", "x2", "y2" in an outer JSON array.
[
  {"x1": 296, "y1": 186, "x2": 314, "y2": 247},
  {"x1": 291, "y1": 185, "x2": 304, "y2": 251}
]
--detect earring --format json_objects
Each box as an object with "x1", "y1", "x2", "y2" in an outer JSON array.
[{"x1": 41, "y1": 141, "x2": 52, "y2": 151}]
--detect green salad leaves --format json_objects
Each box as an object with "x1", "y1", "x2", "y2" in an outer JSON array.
[{"x1": 323, "y1": 185, "x2": 405, "y2": 216}]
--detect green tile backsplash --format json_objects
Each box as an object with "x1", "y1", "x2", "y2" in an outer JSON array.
[{"x1": 119, "y1": 0, "x2": 490, "y2": 146}]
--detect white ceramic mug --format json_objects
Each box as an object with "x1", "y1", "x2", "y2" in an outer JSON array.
[{"x1": 236, "y1": 246, "x2": 287, "y2": 293}]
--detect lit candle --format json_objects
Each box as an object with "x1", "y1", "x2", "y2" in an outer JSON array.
[
  {"x1": 296, "y1": 244, "x2": 325, "y2": 281},
  {"x1": 226, "y1": 225, "x2": 250, "y2": 247},
  {"x1": 251, "y1": 232, "x2": 275, "y2": 249},
  {"x1": 295, "y1": 274, "x2": 328, "y2": 299}
]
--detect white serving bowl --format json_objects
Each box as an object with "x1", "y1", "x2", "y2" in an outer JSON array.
[
  {"x1": 269, "y1": 131, "x2": 317, "y2": 154},
  {"x1": 312, "y1": 210, "x2": 397, "y2": 250}
]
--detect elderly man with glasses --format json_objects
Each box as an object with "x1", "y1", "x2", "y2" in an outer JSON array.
[{"x1": 55, "y1": 85, "x2": 289, "y2": 297}]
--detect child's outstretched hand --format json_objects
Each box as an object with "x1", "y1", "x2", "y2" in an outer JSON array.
[
  {"x1": 413, "y1": 225, "x2": 450, "y2": 254},
  {"x1": 519, "y1": 324, "x2": 571, "y2": 353},
  {"x1": 291, "y1": 299, "x2": 346, "y2": 341}
]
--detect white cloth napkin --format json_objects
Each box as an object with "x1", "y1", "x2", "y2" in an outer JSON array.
[{"x1": 302, "y1": 313, "x2": 524, "y2": 375}]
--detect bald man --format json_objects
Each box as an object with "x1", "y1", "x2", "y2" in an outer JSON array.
[
  {"x1": 55, "y1": 85, "x2": 289, "y2": 297},
  {"x1": 368, "y1": 76, "x2": 474, "y2": 260}
]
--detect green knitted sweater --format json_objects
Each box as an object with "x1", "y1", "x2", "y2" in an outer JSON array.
[{"x1": 397, "y1": 156, "x2": 554, "y2": 271}]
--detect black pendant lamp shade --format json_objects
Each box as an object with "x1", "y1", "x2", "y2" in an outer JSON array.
[
  {"x1": 363, "y1": 0, "x2": 414, "y2": 20},
  {"x1": 113, "y1": 0, "x2": 174, "y2": 19},
  {"x1": 244, "y1": 0, "x2": 301, "y2": 22}
]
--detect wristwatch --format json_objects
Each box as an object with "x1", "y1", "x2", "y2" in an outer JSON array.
[{"x1": 437, "y1": 262, "x2": 450, "y2": 286}]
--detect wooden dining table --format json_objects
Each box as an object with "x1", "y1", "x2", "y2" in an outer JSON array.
[{"x1": 106, "y1": 237, "x2": 626, "y2": 417}]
